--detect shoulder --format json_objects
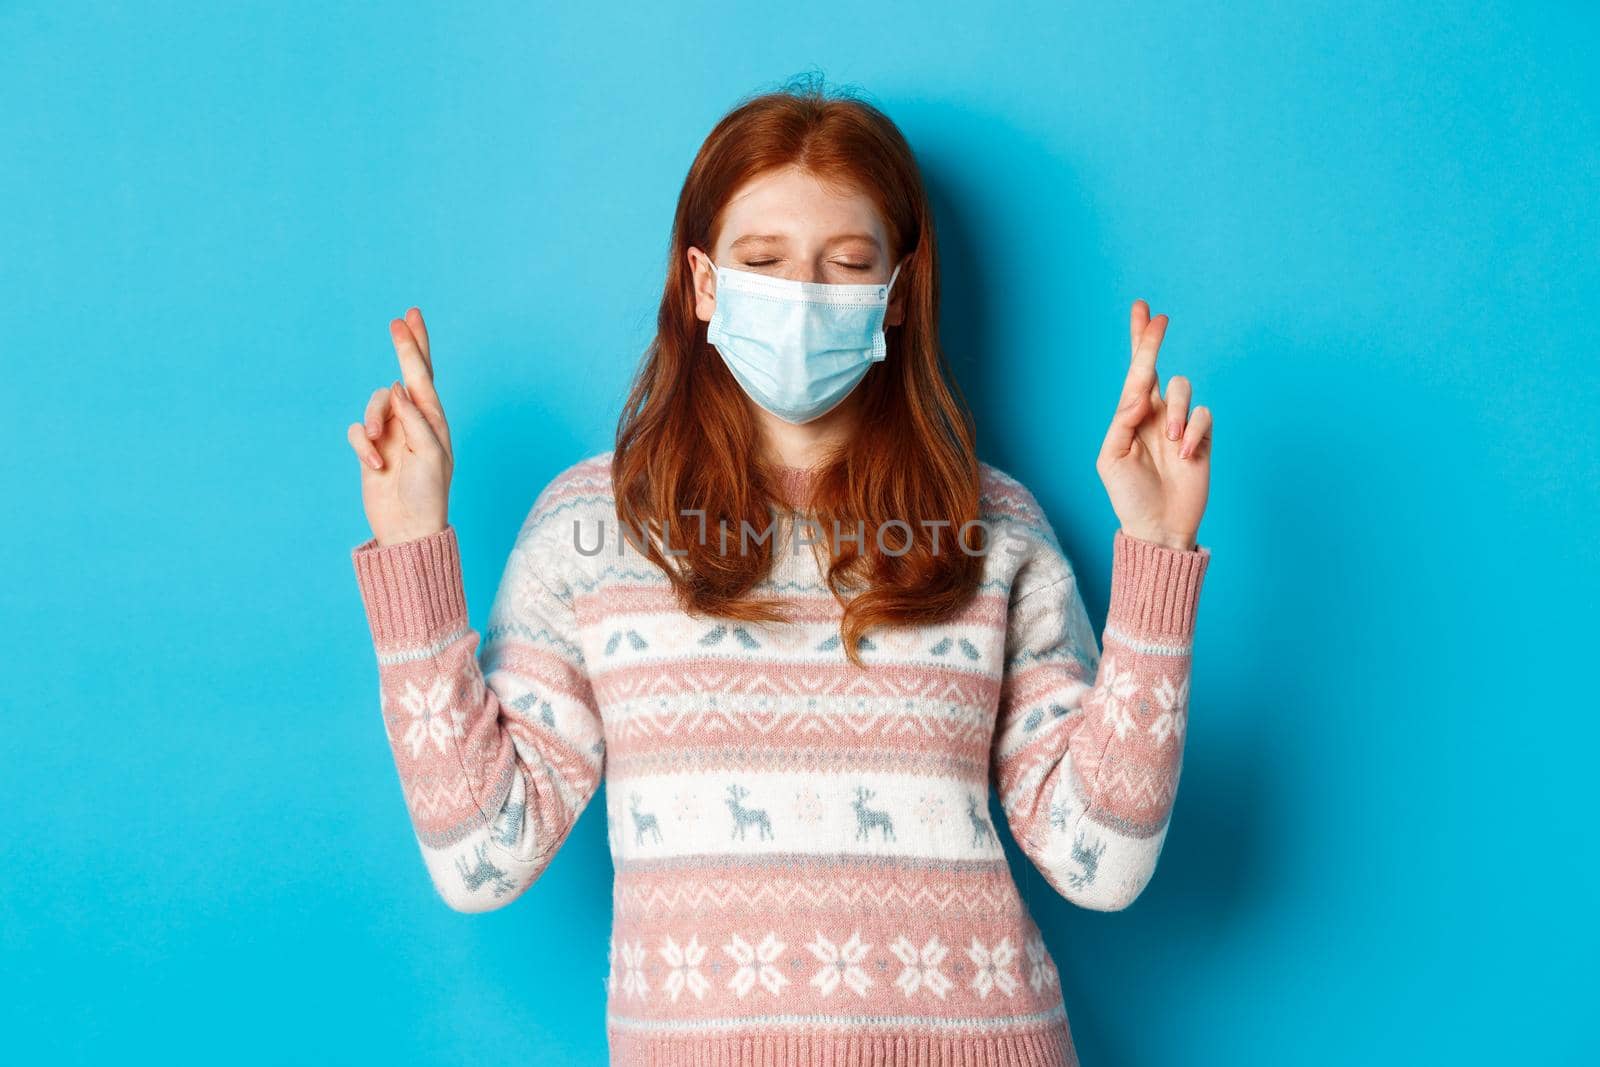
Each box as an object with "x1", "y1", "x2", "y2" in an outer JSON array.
[
  {"x1": 976, "y1": 459, "x2": 1077, "y2": 600},
  {"x1": 977, "y1": 459, "x2": 1062, "y2": 551},
  {"x1": 526, "y1": 448, "x2": 615, "y2": 525},
  {"x1": 502, "y1": 449, "x2": 615, "y2": 590}
]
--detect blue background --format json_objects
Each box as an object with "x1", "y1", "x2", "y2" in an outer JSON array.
[{"x1": 4, "y1": 2, "x2": 1595, "y2": 1063}]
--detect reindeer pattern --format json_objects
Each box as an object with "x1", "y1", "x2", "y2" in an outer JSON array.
[
  {"x1": 629, "y1": 791, "x2": 662, "y2": 845},
  {"x1": 724, "y1": 783, "x2": 773, "y2": 841},
  {"x1": 490, "y1": 801, "x2": 524, "y2": 848},
  {"x1": 455, "y1": 843, "x2": 516, "y2": 897},
  {"x1": 1067, "y1": 832, "x2": 1107, "y2": 888},
  {"x1": 1044, "y1": 795, "x2": 1109, "y2": 886},
  {"x1": 611, "y1": 781, "x2": 1023, "y2": 856},
  {"x1": 852, "y1": 786, "x2": 896, "y2": 843},
  {"x1": 967, "y1": 793, "x2": 995, "y2": 848}
]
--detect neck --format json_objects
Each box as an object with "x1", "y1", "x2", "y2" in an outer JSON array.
[
  {"x1": 770, "y1": 463, "x2": 822, "y2": 511},
  {"x1": 751, "y1": 391, "x2": 862, "y2": 469}
]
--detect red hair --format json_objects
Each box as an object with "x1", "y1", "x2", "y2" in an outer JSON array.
[{"x1": 612, "y1": 76, "x2": 984, "y2": 668}]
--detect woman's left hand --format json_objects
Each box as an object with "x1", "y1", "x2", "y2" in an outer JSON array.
[{"x1": 1096, "y1": 300, "x2": 1212, "y2": 552}]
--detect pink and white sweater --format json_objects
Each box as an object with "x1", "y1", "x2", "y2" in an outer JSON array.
[{"x1": 351, "y1": 449, "x2": 1210, "y2": 1066}]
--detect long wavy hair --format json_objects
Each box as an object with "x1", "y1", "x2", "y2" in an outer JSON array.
[{"x1": 612, "y1": 76, "x2": 984, "y2": 668}]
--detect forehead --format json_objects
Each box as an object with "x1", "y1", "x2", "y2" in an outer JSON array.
[{"x1": 715, "y1": 164, "x2": 887, "y2": 248}]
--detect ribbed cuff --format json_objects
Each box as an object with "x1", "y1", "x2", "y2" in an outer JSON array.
[
  {"x1": 350, "y1": 525, "x2": 469, "y2": 649},
  {"x1": 1106, "y1": 529, "x2": 1210, "y2": 638},
  {"x1": 606, "y1": 1024, "x2": 1078, "y2": 1067}
]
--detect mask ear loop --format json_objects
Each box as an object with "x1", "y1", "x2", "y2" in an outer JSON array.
[
  {"x1": 867, "y1": 260, "x2": 905, "y2": 363},
  {"x1": 882, "y1": 259, "x2": 904, "y2": 301}
]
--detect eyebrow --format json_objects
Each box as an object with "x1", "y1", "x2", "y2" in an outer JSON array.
[{"x1": 729, "y1": 232, "x2": 882, "y2": 250}]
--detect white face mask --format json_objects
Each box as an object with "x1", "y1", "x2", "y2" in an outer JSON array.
[{"x1": 706, "y1": 260, "x2": 903, "y2": 424}]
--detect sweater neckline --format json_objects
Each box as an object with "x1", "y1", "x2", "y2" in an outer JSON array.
[{"x1": 771, "y1": 463, "x2": 822, "y2": 510}]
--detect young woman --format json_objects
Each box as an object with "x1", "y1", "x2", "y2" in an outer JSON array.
[{"x1": 346, "y1": 81, "x2": 1211, "y2": 1067}]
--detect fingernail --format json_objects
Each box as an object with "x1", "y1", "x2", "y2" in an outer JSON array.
[
  {"x1": 1167, "y1": 423, "x2": 1180, "y2": 440},
  {"x1": 368, "y1": 454, "x2": 382, "y2": 469},
  {"x1": 1179, "y1": 442, "x2": 1192, "y2": 459}
]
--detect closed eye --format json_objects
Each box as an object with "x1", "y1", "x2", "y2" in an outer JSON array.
[{"x1": 738, "y1": 258, "x2": 873, "y2": 273}]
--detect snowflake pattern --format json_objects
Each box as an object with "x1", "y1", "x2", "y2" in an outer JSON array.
[
  {"x1": 792, "y1": 786, "x2": 826, "y2": 824},
  {"x1": 669, "y1": 789, "x2": 702, "y2": 826},
  {"x1": 806, "y1": 930, "x2": 873, "y2": 997},
  {"x1": 603, "y1": 926, "x2": 1065, "y2": 1006},
  {"x1": 1090, "y1": 656, "x2": 1140, "y2": 740},
  {"x1": 967, "y1": 935, "x2": 1020, "y2": 998},
  {"x1": 1149, "y1": 674, "x2": 1189, "y2": 744},
  {"x1": 1025, "y1": 934, "x2": 1059, "y2": 993},
  {"x1": 724, "y1": 932, "x2": 788, "y2": 997},
  {"x1": 395, "y1": 676, "x2": 466, "y2": 758},
  {"x1": 915, "y1": 792, "x2": 949, "y2": 828},
  {"x1": 660, "y1": 934, "x2": 710, "y2": 1002},
  {"x1": 889, "y1": 934, "x2": 952, "y2": 999},
  {"x1": 619, "y1": 938, "x2": 648, "y2": 1001}
]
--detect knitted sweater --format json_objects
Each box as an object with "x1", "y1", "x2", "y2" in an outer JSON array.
[{"x1": 350, "y1": 449, "x2": 1210, "y2": 1067}]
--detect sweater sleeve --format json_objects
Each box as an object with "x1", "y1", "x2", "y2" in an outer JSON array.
[
  {"x1": 350, "y1": 507, "x2": 605, "y2": 913},
  {"x1": 991, "y1": 526, "x2": 1210, "y2": 911}
]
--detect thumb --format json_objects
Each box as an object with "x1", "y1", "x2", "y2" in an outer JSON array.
[
  {"x1": 390, "y1": 381, "x2": 441, "y2": 455},
  {"x1": 1100, "y1": 383, "x2": 1150, "y2": 461}
]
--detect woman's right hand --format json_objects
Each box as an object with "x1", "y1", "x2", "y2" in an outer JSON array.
[{"x1": 346, "y1": 307, "x2": 454, "y2": 547}]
